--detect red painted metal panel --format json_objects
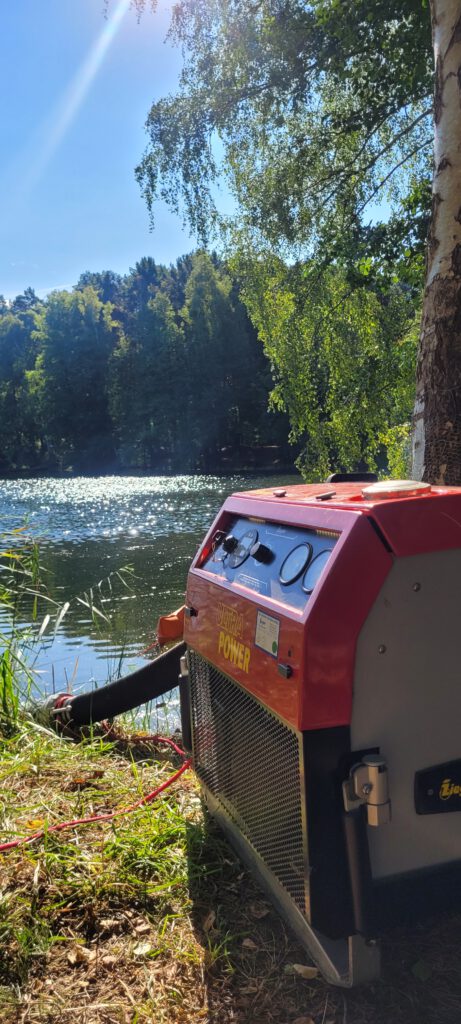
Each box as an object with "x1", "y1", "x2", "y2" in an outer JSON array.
[
  {"x1": 364, "y1": 490, "x2": 461, "y2": 557},
  {"x1": 298, "y1": 517, "x2": 391, "y2": 729},
  {"x1": 185, "y1": 482, "x2": 461, "y2": 731},
  {"x1": 233, "y1": 482, "x2": 461, "y2": 556},
  {"x1": 185, "y1": 493, "x2": 392, "y2": 730},
  {"x1": 185, "y1": 572, "x2": 303, "y2": 728}
]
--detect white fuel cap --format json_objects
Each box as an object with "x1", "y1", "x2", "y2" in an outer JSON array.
[{"x1": 362, "y1": 479, "x2": 431, "y2": 500}]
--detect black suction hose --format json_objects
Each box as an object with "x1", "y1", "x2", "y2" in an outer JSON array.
[{"x1": 58, "y1": 642, "x2": 186, "y2": 729}]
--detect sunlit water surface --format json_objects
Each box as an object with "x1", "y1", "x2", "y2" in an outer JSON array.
[{"x1": 1, "y1": 475, "x2": 299, "y2": 728}]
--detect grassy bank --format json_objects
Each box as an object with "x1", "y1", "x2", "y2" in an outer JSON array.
[{"x1": 2, "y1": 720, "x2": 461, "y2": 1024}]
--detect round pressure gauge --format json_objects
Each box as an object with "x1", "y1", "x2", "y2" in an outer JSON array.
[
  {"x1": 227, "y1": 529, "x2": 259, "y2": 568},
  {"x1": 302, "y1": 550, "x2": 331, "y2": 594},
  {"x1": 279, "y1": 543, "x2": 312, "y2": 586}
]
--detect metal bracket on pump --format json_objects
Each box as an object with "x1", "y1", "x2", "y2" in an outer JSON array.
[
  {"x1": 179, "y1": 650, "x2": 192, "y2": 754},
  {"x1": 342, "y1": 755, "x2": 391, "y2": 826}
]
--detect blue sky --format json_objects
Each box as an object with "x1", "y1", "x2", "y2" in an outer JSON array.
[{"x1": 0, "y1": 0, "x2": 196, "y2": 299}]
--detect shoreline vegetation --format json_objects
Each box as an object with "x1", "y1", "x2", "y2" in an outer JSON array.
[
  {"x1": 0, "y1": 449, "x2": 297, "y2": 482},
  {"x1": 2, "y1": 516, "x2": 461, "y2": 1023}
]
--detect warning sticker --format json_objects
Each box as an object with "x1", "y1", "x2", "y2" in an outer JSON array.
[{"x1": 255, "y1": 610, "x2": 280, "y2": 658}]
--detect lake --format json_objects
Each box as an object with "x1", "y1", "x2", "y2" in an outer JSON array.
[{"x1": 1, "y1": 474, "x2": 299, "y2": 728}]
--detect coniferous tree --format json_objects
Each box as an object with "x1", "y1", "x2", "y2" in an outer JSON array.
[
  {"x1": 33, "y1": 288, "x2": 118, "y2": 470},
  {"x1": 0, "y1": 310, "x2": 38, "y2": 470},
  {"x1": 0, "y1": 253, "x2": 290, "y2": 474}
]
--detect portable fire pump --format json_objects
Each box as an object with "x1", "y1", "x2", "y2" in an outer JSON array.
[
  {"x1": 36, "y1": 478, "x2": 461, "y2": 986},
  {"x1": 179, "y1": 477, "x2": 461, "y2": 985}
]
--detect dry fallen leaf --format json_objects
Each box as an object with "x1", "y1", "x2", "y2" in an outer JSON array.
[
  {"x1": 242, "y1": 937, "x2": 258, "y2": 951},
  {"x1": 293, "y1": 1017, "x2": 316, "y2": 1024},
  {"x1": 68, "y1": 946, "x2": 96, "y2": 966},
  {"x1": 133, "y1": 941, "x2": 153, "y2": 957},
  {"x1": 99, "y1": 917, "x2": 121, "y2": 933},
  {"x1": 284, "y1": 963, "x2": 319, "y2": 980},
  {"x1": 134, "y1": 921, "x2": 151, "y2": 934},
  {"x1": 249, "y1": 901, "x2": 270, "y2": 919},
  {"x1": 69, "y1": 776, "x2": 103, "y2": 791},
  {"x1": 101, "y1": 954, "x2": 117, "y2": 967},
  {"x1": 293, "y1": 964, "x2": 319, "y2": 980},
  {"x1": 203, "y1": 910, "x2": 216, "y2": 933}
]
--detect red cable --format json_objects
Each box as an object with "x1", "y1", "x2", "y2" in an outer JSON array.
[
  {"x1": 122, "y1": 734, "x2": 187, "y2": 759},
  {"x1": 0, "y1": 736, "x2": 191, "y2": 854}
]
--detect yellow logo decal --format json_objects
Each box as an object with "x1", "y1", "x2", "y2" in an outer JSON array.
[
  {"x1": 439, "y1": 778, "x2": 461, "y2": 800},
  {"x1": 218, "y1": 631, "x2": 251, "y2": 673},
  {"x1": 217, "y1": 602, "x2": 243, "y2": 638}
]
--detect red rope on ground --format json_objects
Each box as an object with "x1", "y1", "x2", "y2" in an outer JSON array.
[{"x1": 0, "y1": 736, "x2": 191, "y2": 854}]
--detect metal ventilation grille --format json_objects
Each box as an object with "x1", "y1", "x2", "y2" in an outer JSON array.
[{"x1": 189, "y1": 650, "x2": 309, "y2": 917}]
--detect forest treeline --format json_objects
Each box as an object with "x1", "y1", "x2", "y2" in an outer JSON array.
[{"x1": 0, "y1": 252, "x2": 291, "y2": 475}]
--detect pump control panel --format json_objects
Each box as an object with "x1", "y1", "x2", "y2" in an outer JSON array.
[{"x1": 201, "y1": 516, "x2": 338, "y2": 610}]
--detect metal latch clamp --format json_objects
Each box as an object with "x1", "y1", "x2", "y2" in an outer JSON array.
[{"x1": 342, "y1": 754, "x2": 391, "y2": 827}]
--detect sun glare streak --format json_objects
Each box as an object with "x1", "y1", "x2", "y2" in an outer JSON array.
[{"x1": 23, "y1": 0, "x2": 131, "y2": 194}]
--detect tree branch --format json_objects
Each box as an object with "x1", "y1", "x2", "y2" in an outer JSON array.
[
  {"x1": 356, "y1": 138, "x2": 433, "y2": 216},
  {"x1": 316, "y1": 108, "x2": 431, "y2": 208}
]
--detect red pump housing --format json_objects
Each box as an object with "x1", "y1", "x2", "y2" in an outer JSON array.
[{"x1": 183, "y1": 480, "x2": 461, "y2": 985}]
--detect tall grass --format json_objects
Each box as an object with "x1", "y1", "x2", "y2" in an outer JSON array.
[
  {"x1": 0, "y1": 526, "x2": 45, "y2": 734},
  {"x1": 0, "y1": 521, "x2": 138, "y2": 735},
  {"x1": 0, "y1": 648, "x2": 18, "y2": 734}
]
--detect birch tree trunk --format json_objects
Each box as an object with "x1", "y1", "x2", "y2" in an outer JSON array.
[{"x1": 412, "y1": 0, "x2": 461, "y2": 483}]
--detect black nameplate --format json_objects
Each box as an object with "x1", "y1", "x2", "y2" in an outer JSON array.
[{"x1": 415, "y1": 759, "x2": 461, "y2": 815}]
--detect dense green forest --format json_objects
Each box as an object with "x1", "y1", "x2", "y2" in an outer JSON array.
[
  {"x1": 0, "y1": 252, "x2": 291, "y2": 475},
  {"x1": 0, "y1": 246, "x2": 420, "y2": 480}
]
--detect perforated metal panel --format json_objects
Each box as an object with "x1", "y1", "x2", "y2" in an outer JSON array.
[{"x1": 189, "y1": 650, "x2": 309, "y2": 917}]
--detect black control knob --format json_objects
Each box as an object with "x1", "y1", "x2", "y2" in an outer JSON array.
[
  {"x1": 223, "y1": 533, "x2": 238, "y2": 553},
  {"x1": 250, "y1": 541, "x2": 273, "y2": 564}
]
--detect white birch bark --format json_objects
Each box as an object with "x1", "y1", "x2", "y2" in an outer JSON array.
[{"x1": 412, "y1": 0, "x2": 461, "y2": 483}]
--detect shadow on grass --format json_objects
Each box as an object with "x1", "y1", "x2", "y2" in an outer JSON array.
[{"x1": 186, "y1": 803, "x2": 461, "y2": 1024}]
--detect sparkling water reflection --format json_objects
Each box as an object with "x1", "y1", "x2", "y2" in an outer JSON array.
[
  {"x1": 1, "y1": 474, "x2": 299, "y2": 728},
  {"x1": 1, "y1": 475, "x2": 244, "y2": 543}
]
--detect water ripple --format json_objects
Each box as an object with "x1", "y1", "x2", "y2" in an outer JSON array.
[
  {"x1": 1, "y1": 474, "x2": 247, "y2": 544},
  {"x1": 0, "y1": 473, "x2": 300, "y2": 714}
]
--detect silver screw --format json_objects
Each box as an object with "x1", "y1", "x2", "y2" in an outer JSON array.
[
  {"x1": 362, "y1": 783, "x2": 373, "y2": 796},
  {"x1": 378, "y1": 644, "x2": 386, "y2": 654},
  {"x1": 412, "y1": 582, "x2": 421, "y2": 592}
]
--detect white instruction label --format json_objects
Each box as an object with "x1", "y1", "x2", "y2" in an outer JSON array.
[{"x1": 255, "y1": 610, "x2": 280, "y2": 658}]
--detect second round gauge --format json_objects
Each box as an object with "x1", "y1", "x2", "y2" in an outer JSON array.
[
  {"x1": 302, "y1": 550, "x2": 331, "y2": 594},
  {"x1": 279, "y1": 543, "x2": 312, "y2": 585}
]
